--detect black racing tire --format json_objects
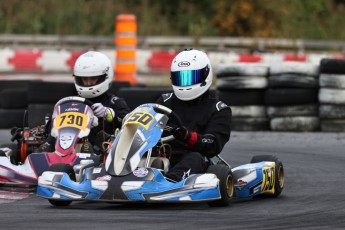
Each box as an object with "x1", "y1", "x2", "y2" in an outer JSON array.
[
  {"x1": 232, "y1": 117, "x2": 270, "y2": 131},
  {"x1": 231, "y1": 106, "x2": 266, "y2": 117},
  {"x1": 28, "y1": 81, "x2": 77, "y2": 104},
  {"x1": 0, "y1": 88, "x2": 28, "y2": 109},
  {"x1": 321, "y1": 120, "x2": 345, "y2": 132},
  {"x1": 0, "y1": 109, "x2": 25, "y2": 129},
  {"x1": 250, "y1": 155, "x2": 284, "y2": 197},
  {"x1": 319, "y1": 88, "x2": 345, "y2": 104},
  {"x1": 218, "y1": 89, "x2": 266, "y2": 106},
  {"x1": 216, "y1": 76, "x2": 268, "y2": 90},
  {"x1": 27, "y1": 104, "x2": 55, "y2": 127},
  {"x1": 215, "y1": 64, "x2": 268, "y2": 78},
  {"x1": 268, "y1": 74, "x2": 319, "y2": 88},
  {"x1": 320, "y1": 58, "x2": 345, "y2": 74},
  {"x1": 267, "y1": 104, "x2": 318, "y2": 118},
  {"x1": 207, "y1": 164, "x2": 234, "y2": 207},
  {"x1": 319, "y1": 105, "x2": 345, "y2": 119},
  {"x1": 319, "y1": 74, "x2": 345, "y2": 89},
  {"x1": 269, "y1": 62, "x2": 319, "y2": 76},
  {"x1": 265, "y1": 88, "x2": 318, "y2": 106},
  {"x1": 270, "y1": 116, "x2": 320, "y2": 131},
  {"x1": 48, "y1": 163, "x2": 75, "y2": 206},
  {"x1": 117, "y1": 87, "x2": 172, "y2": 110}
]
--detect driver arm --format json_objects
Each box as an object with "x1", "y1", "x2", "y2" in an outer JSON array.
[{"x1": 187, "y1": 107, "x2": 232, "y2": 158}]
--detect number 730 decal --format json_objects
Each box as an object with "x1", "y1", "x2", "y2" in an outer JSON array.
[
  {"x1": 54, "y1": 112, "x2": 89, "y2": 131},
  {"x1": 124, "y1": 111, "x2": 154, "y2": 130}
]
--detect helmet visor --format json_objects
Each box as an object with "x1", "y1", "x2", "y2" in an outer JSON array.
[
  {"x1": 74, "y1": 74, "x2": 106, "y2": 87},
  {"x1": 171, "y1": 65, "x2": 209, "y2": 87}
]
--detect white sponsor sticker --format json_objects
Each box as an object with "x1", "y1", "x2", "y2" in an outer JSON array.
[
  {"x1": 133, "y1": 168, "x2": 148, "y2": 178},
  {"x1": 78, "y1": 153, "x2": 91, "y2": 159},
  {"x1": 93, "y1": 168, "x2": 102, "y2": 174}
]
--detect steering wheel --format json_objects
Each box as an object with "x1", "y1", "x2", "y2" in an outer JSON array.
[
  {"x1": 54, "y1": 96, "x2": 94, "y2": 108},
  {"x1": 53, "y1": 96, "x2": 99, "y2": 128},
  {"x1": 147, "y1": 103, "x2": 183, "y2": 143}
]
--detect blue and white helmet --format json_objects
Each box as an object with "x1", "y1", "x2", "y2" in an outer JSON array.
[
  {"x1": 170, "y1": 49, "x2": 213, "y2": 101},
  {"x1": 73, "y1": 51, "x2": 113, "y2": 98}
]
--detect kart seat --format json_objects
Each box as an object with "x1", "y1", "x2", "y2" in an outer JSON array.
[{"x1": 138, "y1": 157, "x2": 170, "y2": 175}]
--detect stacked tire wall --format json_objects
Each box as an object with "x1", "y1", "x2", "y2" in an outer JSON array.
[
  {"x1": 265, "y1": 62, "x2": 320, "y2": 131},
  {"x1": 1, "y1": 58, "x2": 345, "y2": 132},
  {"x1": 0, "y1": 80, "x2": 32, "y2": 128},
  {"x1": 318, "y1": 59, "x2": 345, "y2": 132},
  {"x1": 216, "y1": 58, "x2": 345, "y2": 132},
  {"x1": 0, "y1": 81, "x2": 131, "y2": 129},
  {"x1": 215, "y1": 63, "x2": 270, "y2": 131}
]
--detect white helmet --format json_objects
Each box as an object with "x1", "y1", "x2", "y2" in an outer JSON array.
[
  {"x1": 73, "y1": 51, "x2": 113, "y2": 98},
  {"x1": 170, "y1": 49, "x2": 213, "y2": 101}
]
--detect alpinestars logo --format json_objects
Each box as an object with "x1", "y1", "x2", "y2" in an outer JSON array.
[
  {"x1": 182, "y1": 169, "x2": 191, "y2": 180},
  {"x1": 202, "y1": 138, "x2": 214, "y2": 143}
]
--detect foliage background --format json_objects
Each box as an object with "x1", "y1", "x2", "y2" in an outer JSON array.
[{"x1": 0, "y1": 0, "x2": 344, "y2": 40}]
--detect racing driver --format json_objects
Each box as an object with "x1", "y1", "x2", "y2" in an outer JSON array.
[
  {"x1": 39, "y1": 51, "x2": 131, "y2": 154},
  {"x1": 156, "y1": 48, "x2": 232, "y2": 182}
]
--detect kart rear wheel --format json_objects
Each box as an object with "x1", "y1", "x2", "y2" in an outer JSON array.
[
  {"x1": 206, "y1": 164, "x2": 234, "y2": 207},
  {"x1": 250, "y1": 155, "x2": 285, "y2": 197},
  {"x1": 48, "y1": 163, "x2": 76, "y2": 206}
]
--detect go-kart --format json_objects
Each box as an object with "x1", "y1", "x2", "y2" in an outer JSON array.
[
  {"x1": 0, "y1": 96, "x2": 102, "y2": 186},
  {"x1": 37, "y1": 103, "x2": 285, "y2": 207}
]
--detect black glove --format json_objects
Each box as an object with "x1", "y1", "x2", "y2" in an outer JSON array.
[{"x1": 172, "y1": 126, "x2": 191, "y2": 142}]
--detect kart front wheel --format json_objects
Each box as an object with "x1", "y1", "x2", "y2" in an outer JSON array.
[
  {"x1": 206, "y1": 164, "x2": 234, "y2": 207},
  {"x1": 250, "y1": 155, "x2": 284, "y2": 197},
  {"x1": 47, "y1": 163, "x2": 76, "y2": 206}
]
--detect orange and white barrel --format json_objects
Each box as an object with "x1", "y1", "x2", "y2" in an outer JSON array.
[{"x1": 114, "y1": 14, "x2": 137, "y2": 85}]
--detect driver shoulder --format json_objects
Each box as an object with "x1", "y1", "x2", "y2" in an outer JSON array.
[
  {"x1": 161, "y1": 92, "x2": 173, "y2": 102},
  {"x1": 215, "y1": 101, "x2": 231, "y2": 112}
]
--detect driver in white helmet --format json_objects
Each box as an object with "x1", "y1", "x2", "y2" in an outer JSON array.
[
  {"x1": 40, "y1": 51, "x2": 131, "y2": 154},
  {"x1": 156, "y1": 48, "x2": 232, "y2": 182}
]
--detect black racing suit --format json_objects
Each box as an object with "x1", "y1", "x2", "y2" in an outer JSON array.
[
  {"x1": 156, "y1": 90, "x2": 232, "y2": 181},
  {"x1": 44, "y1": 92, "x2": 131, "y2": 153}
]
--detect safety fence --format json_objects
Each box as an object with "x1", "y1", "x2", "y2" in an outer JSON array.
[{"x1": 0, "y1": 48, "x2": 344, "y2": 74}]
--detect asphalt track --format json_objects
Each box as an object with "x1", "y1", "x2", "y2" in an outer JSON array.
[{"x1": 0, "y1": 130, "x2": 345, "y2": 230}]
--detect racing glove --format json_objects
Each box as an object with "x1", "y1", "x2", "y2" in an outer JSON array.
[
  {"x1": 91, "y1": 103, "x2": 115, "y2": 122},
  {"x1": 173, "y1": 127, "x2": 218, "y2": 157},
  {"x1": 172, "y1": 126, "x2": 198, "y2": 146}
]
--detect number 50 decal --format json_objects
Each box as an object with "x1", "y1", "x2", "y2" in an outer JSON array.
[
  {"x1": 261, "y1": 166, "x2": 275, "y2": 194},
  {"x1": 124, "y1": 111, "x2": 154, "y2": 130}
]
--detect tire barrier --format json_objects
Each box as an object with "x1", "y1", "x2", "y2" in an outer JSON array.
[
  {"x1": 2, "y1": 58, "x2": 345, "y2": 131},
  {"x1": 318, "y1": 59, "x2": 345, "y2": 132},
  {"x1": 216, "y1": 63, "x2": 270, "y2": 131},
  {"x1": 0, "y1": 81, "x2": 132, "y2": 128},
  {"x1": 117, "y1": 87, "x2": 172, "y2": 110},
  {"x1": 0, "y1": 109, "x2": 25, "y2": 128},
  {"x1": 265, "y1": 62, "x2": 320, "y2": 131},
  {"x1": 270, "y1": 117, "x2": 320, "y2": 132},
  {"x1": 27, "y1": 104, "x2": 54, "y2": 127},
  {"x1": 319, "y1": 74, "x2": 345, "y2": 88},
  {"x1": 114, "y1": 14, "x2": 138, "y2": 85}
]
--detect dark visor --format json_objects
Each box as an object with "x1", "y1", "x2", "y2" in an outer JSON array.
[
  {"x1": 74, "y1": 74, "x2": 106, "y2": 87},
  {"x1": 171, "y1": 65, "x2": 209, "y2": 87}
]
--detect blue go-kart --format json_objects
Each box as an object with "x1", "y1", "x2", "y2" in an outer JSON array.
[{"x1": 37, "y1": 103, "x2": 284, "y2": 207}]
